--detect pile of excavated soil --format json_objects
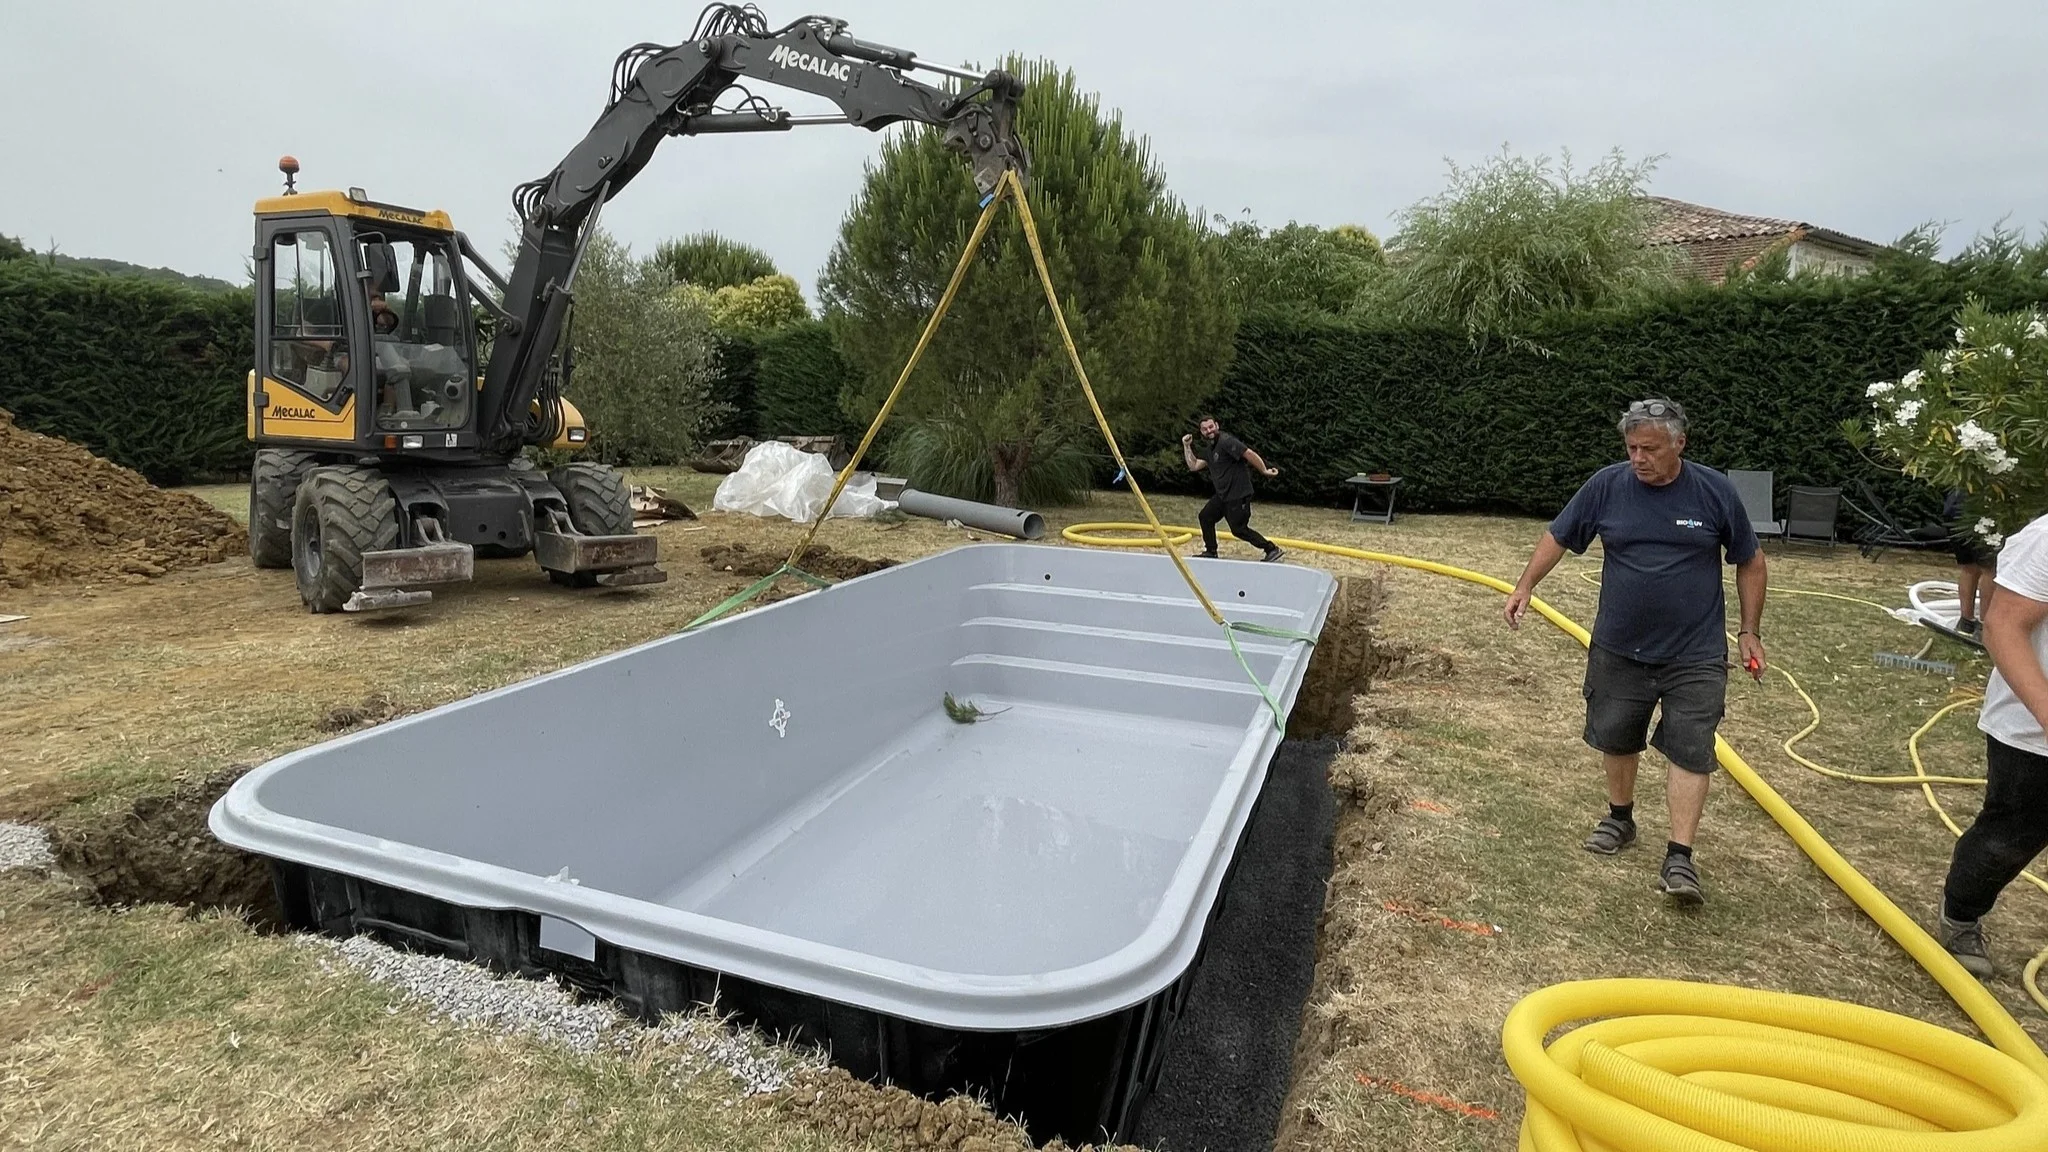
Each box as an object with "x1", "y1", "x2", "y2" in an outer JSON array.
[
  {"x1": 700, "y1": 542, "x2": 897, "y2": 582},
  {"x1": 0, "y1": 409, "x2": 245, "y2": 589}
]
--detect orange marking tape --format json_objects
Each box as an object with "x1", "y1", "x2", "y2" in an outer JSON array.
[
  {"x1": 1355, "y1": 1073, "x2": 1501, "y2": 1121},
  {"x1": 1410, "y1": 799, "x2": 1452, "y2": 814},
  {"x1": 1382, "y1": 899, "x2": 1502, "y2": 937}
]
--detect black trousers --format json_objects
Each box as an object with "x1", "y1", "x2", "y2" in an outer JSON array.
[
  {"x1": 1199, "y1": 495, "x2": 1274, "y2": 555},
  {"x1": 1943, "y1": 733, "x2": 2048, "y2": 922}
]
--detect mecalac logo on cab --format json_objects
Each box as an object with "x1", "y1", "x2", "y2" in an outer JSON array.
[{"x1": 767, "y1": 43, "x2": 851, "y2": 82}]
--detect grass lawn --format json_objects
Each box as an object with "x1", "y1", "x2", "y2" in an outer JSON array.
[{"x1": 2, "y1": 472, "x2": 2042, "y2": 1151}]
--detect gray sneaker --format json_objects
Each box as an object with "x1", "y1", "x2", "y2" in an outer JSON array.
[
  {"x1": 1262, "y1": 547, "x2": 1287, "y2": 563},
  {"x1": 1659, "y1": 853, "x2": 1704, "y2": 906},
  {"x1": 1939, "y1": 914, "x2": 1996, "y2": 978},
  {"x1": 1582, "y1": 816, "x2": 1637, "y2": 854}
]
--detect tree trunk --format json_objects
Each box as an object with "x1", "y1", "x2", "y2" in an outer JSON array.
[{"x1": 991, "y1": 443, "x2": 1032, "y2": 509}]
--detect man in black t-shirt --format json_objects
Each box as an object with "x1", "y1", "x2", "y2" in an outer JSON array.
[{"x1": 1183, "y1": 416, "x2": 1284, "y2": 562}]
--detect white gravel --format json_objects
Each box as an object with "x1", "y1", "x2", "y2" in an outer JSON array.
[
  {"x1": 0, "y1": 822, "x2": 54, "y2": 871},
  {"x1": 302, "y1": 933, "x2": 809, "y2": 1095}
]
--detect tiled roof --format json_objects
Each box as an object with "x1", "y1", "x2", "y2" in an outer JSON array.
[
  {"x1": 1642, "y1": 196, "x2": 1882, "y2": 282},
  {"x1": 1644, "y1": 197, "x2": 1804, "y2": 245}
]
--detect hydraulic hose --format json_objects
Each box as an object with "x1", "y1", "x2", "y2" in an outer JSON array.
[{"x1": 1062, "y1": 522, "x2": 2048, "y2": 1150}]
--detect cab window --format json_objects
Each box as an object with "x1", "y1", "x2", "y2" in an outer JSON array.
[
  {"x1": 269, "y1": 231, "x2": 349, "y2": 403},
  {"x1": 360, "y1": 233, "x2": 475, "y2": 432}
]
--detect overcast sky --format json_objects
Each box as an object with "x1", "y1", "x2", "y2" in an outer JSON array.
[{"x1": 3, "y1": 1, "x2": 2042, "y2": 298}]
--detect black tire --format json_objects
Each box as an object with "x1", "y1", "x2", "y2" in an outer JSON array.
[
  {"x1": 248, "y1": 449, "x2": 320, "y2": 568},
  {"x1": 292, "y1": 467, "x2": 400, "y2": 613},
  {"x1": 550, "y1": 463, "x2": 633, "y2": 535},
  {"x1": 546, "y1": 463, "x2": 634, "y2": 588}
]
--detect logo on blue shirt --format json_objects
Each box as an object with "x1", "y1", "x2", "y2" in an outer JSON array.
[{"x1": 1674, "y1": 518, "x2": 1704, "y2": 529}]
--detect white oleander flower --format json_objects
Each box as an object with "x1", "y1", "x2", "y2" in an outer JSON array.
[
  {"x1": 1957, "y1": 326, "x2": 1969, "y2": 343},
  {"x1": 1867, "y1": 380, "x2": 1895, "y2": 397},
  {"x1": 1985, "y1": 532, "x2": 2005, "y2": 549},
  {"x1": 1900, "y1": 369, "x2": 1925, "y2": 389},
  {"x1": 2027, "y1": 316, "x2": 2047, "y2": 340},
  {"x1": 1984, "y1": 447, "x2": 2017, "y2": 475},
  {"x1": 1894, "y1": 399, "x2": 1924, "y2": 422},
  {"x1": 1957, "y1": 420, "x2": 1998, "y2": 451},
  {"x1": 1976, "y1": 516, "x2": 1999, "y2": 536}
]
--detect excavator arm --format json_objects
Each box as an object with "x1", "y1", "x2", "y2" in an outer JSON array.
[{"x1": 477, "y1": 4, "x2": 1027, "y2": 454}]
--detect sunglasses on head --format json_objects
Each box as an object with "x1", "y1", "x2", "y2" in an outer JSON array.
[{"x1": 1628, "y1": 399, "x2": 1676, "y2": 417}]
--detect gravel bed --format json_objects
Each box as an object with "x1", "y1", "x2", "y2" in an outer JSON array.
[
  {"x1": 0, "y1": 822, "x2": 54, "y2": 871},
  {"x1": 303, "y1": 933, "x2": 808, "y2": 1094}
]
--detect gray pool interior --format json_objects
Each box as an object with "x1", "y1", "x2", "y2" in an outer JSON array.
[{"x1": 223, "y1": 543, "x2": 1335, "y2": 1021}]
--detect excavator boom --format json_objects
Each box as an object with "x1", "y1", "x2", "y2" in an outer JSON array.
[{"x1": 479, "y1": 4, "x2": 1027, "y2": 454}]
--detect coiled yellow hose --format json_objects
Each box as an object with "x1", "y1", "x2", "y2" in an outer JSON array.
[{"x1": 1063, "y1": 523, "x2": 2048, "y2": 1150}]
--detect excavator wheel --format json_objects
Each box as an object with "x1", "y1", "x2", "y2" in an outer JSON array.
[
  {"x1": 546, "y1": 463, "x2": 634, "y2": 587},
  {"x1": 292, "y1": 467, "x2": 400, "y2": 613},
  {"x1": 248, "y1": 448, "x2": 320, "y2": 569}
]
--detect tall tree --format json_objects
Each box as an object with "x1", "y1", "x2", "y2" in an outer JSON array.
[
  {"x1": 651, "y1": 233, "x2": 779, "y2": 290},
  {"x1": 821, "y1": 60, "x2": 1232, "y2": 506},
  {"x1": 1385, "y1": 147, "x2": 1678, "y2": 342}
]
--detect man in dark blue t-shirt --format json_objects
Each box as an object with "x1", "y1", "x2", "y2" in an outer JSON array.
[{"x1": 1501, "y1": 398, "x2": 1768, "y2": 906}]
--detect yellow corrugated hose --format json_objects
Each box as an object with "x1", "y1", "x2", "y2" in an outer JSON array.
[{"x1": 1062, "y1": 523, "x2": 2048, "y2": 1150}]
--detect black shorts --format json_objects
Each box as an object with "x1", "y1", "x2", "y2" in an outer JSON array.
[
  {"x1": 1581, "y1": 644, "x2": 1727, "y2": 774},
  {"x1": 1955, "y1": 538, "x2": 1996, "y2": 569}
]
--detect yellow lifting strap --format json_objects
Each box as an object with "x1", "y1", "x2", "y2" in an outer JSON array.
[{"x1": 782, "y1": 169, "x2": 1227, "y2": 626}]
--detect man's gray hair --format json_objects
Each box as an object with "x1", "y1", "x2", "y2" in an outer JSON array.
[{"x1": 1619, "y1": 397, "x2": 1688, "y2": 440}]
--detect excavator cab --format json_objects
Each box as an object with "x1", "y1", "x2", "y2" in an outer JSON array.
[{"x1": 247, "y1": 167, "x2": 642, "y2": 614}]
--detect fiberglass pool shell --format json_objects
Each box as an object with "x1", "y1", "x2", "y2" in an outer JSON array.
[{"x1": 211, "y1": 543, "x2": 1335, "y2": 1043}]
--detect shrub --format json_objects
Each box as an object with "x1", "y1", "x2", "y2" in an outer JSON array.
[
  {"x1": 561, "y1": 232, "x2": 720, "y2": 466},
  {"x1": 1382, "y1": 147, "x2": 1680, "y2": 343},
  {"x1": 1853, "y1": 300, "x2": 2048, "y2": 547},
  {"x1": 1210, "y1": 218, "x2": 1386, "y2": 315},
  {"x1": 672, "y1": 274, "x2": 808, "y2": 331},
  {"x1": 0, "y1": 261, "x2": 250, "y2": 483}
]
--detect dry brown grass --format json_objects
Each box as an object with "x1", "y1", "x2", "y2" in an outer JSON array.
[
  {"x1": 3, "y1": 475, "x2": 2043, "y2": 1152},
  {"x1": 0, "y1": 870, "x2": 906, "y2": 1152},
  {"x1": 1239, "y1": 509, "x2": 2048, "y2": 1152}
]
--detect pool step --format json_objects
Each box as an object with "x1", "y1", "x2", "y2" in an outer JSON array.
[
  {"x1": 949, "y1": 652, "x2": 1270, "y2": 727},
  {"x1": 967, "y1": 581, "x2": 1311, "y2": 637},
  {"x1": 960, "y1": 615, "x2": 1296, "y2": 681}
]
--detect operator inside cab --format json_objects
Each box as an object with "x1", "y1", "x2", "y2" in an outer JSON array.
[{"x1": 359, "y1": 235, "x2": 473, "y2": 433}]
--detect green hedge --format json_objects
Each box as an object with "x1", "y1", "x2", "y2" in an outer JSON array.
[
  {"x1": 1134, "y1": 266, "x2": 2048, "y2": 523},
  {"x1": 0, "y1": 262, "x2": 251, "y2": 484},
  {"x1": 703, "y1": 333, "x2": 760, "y2": 440},
  {"x1": 753, "y1": 320, "x2": 859, "y2": 438}
]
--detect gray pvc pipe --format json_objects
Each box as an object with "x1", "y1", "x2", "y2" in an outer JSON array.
[{"x1": 896, "y1": 488, "x2": 1046, "y2": 540}]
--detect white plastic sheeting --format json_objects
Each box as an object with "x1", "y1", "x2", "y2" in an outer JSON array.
[{"x1": 710, "y1": 441, "x2": 893, "y2": 522}]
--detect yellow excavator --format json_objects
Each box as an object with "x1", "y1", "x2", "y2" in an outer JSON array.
[{"x1": 247, "y1": 4, "x2": 1025, "y2": 611}]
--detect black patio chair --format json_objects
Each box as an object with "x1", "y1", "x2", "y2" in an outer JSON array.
[{"x1": 1842, "y1": 480, "x2": 1950, "y2": 560}]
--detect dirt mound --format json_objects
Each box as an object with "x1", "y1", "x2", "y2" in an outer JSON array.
[
  {"x1": 0, "y1": 409, "x2": 246, "y2": 588},
  {"x1": 317, "y1": 692, "x2": 402, "y2": 733},
  {"x1": 1290, "y1": 573, "x2": 1386, "y2": 739},
  {"x1": 47, "y1": 765, "x2": 278, "y2": 922},
  {"x1": 700, "y1": 542, "x2": 897, "y2": 581}
]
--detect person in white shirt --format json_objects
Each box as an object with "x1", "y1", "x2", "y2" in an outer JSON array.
[{"x1": 1939, "y1": 512, "x2": 2046, "y2": 976}]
